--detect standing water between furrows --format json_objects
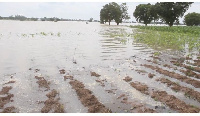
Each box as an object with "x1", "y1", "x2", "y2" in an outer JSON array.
[{"x1": 0, "y1": 21, "x2": 199, "y2": 113}]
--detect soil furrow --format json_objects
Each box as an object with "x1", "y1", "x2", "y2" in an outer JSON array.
[
  {"x1": 34, "y1": 75, "x2": 65, "y2": 113},
  {"x1": 156, "y1": 78, "x2": 200, "y2": 103},
  {"x1": 69, "y1": 79, "x2": 112, "y2": 113},
  {"x1": 0, "y1": 86, "x2": 15, "y2": 113},
  {"x1": 142, "y1": 64, "x2": 200, "y2": 88},
  {"x1": 123, "y1": 77, "x2": 200, "y2": 113}
]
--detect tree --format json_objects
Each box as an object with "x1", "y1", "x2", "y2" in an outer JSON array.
[
  {"x1": 120, "y1": 3, "x2": 130, "y2": 22},
  {"x1": 100, "y1": 2, "x2": 129, "y2": 25},
  {"x1": 89, "y1": 18, "x2": 93, "y2": 22},
  {"x1": 133, "y1": 3, "x2": 157, "y2": 26},
  {"x1": 184, "y1": 12, "x2": 200, "y2": 26},
  {"x1": 155, "y1": 2, "x2": 193, "y2": 27}
]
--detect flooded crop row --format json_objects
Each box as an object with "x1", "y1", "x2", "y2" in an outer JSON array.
[{"x1": 0, "y1": 21, "x2": 199, "y2": 113}]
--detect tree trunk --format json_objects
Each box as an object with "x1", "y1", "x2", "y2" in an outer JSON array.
[
  {"x1": 117, "y1": 23, "x2": 119, "y2": 25},
  {"x1": 145, "y1": 24, "x2": 147, "y2": 26},
  {"x1": 109, "y1": 21, "x2": 110, "y2": 25}
]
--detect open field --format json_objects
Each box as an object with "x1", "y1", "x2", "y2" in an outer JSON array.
[{"x1": 0, "y1": 21, "x2": 199, "y2": 113}]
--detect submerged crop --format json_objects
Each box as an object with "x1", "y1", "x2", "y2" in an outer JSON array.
[{"x1": 131, "y1": 26, "x2": 200, "y2": 52}]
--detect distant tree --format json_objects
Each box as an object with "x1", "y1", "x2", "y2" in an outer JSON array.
[
  {"x1": 0, "y1": 16, "x2": 2, "y2": 20},
  {"x1": 89, "y1": 18, "x2": 93, "y2": 22},
  {"x1": 120, "y1": 3, "x2": 130, "y2": 21},
  {"x1": 133, "y1": 3, "x2": 157, "y2": 26},
  {"x1": 15, "y1": 15, "x2": 27, "y2": 21},
  {"x1": 155, "y1": 2, "x2": 193, "y2": 27},
  {"x1": 184, "y1": 12, "x2": 200, "y2": 26},
  {"x1": 100, "y1": 2, "x2": 130, "y2": 25}
]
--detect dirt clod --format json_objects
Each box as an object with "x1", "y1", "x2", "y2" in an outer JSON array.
[
  {"x1": 90, "y1": 72, "x2": 101, "y2": 77},
  {"x1": 64, "y1": 75, "x2": 74, "y2": 81},
  {"x1": 123, "y1": 76, "x2": 132, "y2": 82},
  {"x1": 148, "y1": 73, "x2": 155, "y2": 78},
  {"x1": 59, "y1": 69, "x2": 65, "y2": 74},
  {"x1": 35, "y1": 76, "x2": 50, "y2": 90}
]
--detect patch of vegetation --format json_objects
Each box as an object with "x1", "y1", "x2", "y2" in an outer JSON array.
[
  {"x1": 40, "y1": 32, "x2": 47, "y2": 36},
  {"x1": 131, "y1": 26, "x2": 200, "y2": 51}
]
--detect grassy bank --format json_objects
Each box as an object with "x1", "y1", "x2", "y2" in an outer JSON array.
[{"x1": 131, "y1": 26, "x2": 200, "y2": 51}]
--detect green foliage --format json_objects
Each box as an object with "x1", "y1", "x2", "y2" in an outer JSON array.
[
  {"x1": 184, "y1": 12, "x2": 200, "y2": 26},
  {"x1": 100, "y1": 2, "x2": 129, "y2": 25},
  {"x1": 155, "y1": 2, "x2": 193, "y2": 27},
  {"x1": 131, "y1": 26, "x2": 200, "y2": 51},
  {"x1": 133, "y1": 3, "x2": 158, "y2": 26}
]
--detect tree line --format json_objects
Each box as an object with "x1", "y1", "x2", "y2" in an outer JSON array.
[{"x1": 100, "y1": 2, "x2": 200, "y2": 26}]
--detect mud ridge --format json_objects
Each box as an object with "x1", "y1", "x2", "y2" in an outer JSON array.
[
  {"x1": 180, "y1": 69, "x2": 200, "y2": 79},
  {"x1": 142, "y1": 64, "x2": 200, "y2": 88},
  {"x1": 171, "y1": 60, "x2": 200, "y2": 73},
  {"x1": 41, "y1": 89, "x2": 65, "y2": 113},
  {"x1": 122, "y1": 77, "x2": 156, "y2": 112},
  {"x1": 152, "y1": 91, "x2": 199, "y2": 113},
  {"x1": 35, "y1": 76, "x2": 50, "y2": 90},
  {"x1": 0, "y1": 86, "x2": 15, "y2": 113},
  {"x1": 69, "y1": 79, "x2": 111, "y2": 113},
  {"x1": 123, "y1": 77, "x2": 200, "y2": 113},
  {"x1": 156, "y1": 78, "x2": 200, "y2": 103}
]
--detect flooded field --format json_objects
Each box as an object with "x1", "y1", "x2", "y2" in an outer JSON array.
[{"x1": 0, "y1": 21, "x2": 200, "y2": 113}]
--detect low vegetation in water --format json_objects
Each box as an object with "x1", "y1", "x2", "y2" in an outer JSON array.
[{"x1": 131, "y1": 26, "x2": 200, "y2": 51}]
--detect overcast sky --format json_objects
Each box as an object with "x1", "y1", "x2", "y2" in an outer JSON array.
[{"x1": 0, "y1": 2, "x2": 200, "y2": 23}]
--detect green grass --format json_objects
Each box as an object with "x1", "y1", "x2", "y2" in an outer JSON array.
[{"x1": 131, "y1": 26, "x2": 200, "y2": 51}]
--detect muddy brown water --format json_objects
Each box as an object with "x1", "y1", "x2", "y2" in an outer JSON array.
[{"x1": 0, "y1": 21, "x2": 199, "y2": 113}]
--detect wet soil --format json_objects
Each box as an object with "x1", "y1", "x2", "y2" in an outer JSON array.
[
  {"x1": 41, "y1": 89, "x2": 64, "y2": 113},
  {"x1": 130, "y1": 82, "x2": 149, "y2": 95},
  {"x1": 123, "y1": 76, "x2": 132, "y2": 82},
  {"x1": 142, "y1": 64, "x2": 200, "y2": 88},
  {"x1": 64, "y1": 75, "x2": 74, "y2": 81},
  {"x1": 69, "y1": 79, "x2": 111, "y2": 113},
  {"x1": 148, "y1": 73, "x2": 155, "y2": 78},
  {"x1": 156, "y1": 78, "x2": 200, "y2": 103},
  {"x1": 123, "y1": 77, "x2": 200, "y2": 113},
  {"x1": 3, "y1": 81, "x2": 16, "y2": 85},
  {"x1": 90, "y1": 72, "x2": 101, "y2": 77},
  {"x1": 180, "y1": 69, "x2": 200, "y2": 79},
  {"x1": 35, "y1": 76, "x2": 50, "y2": 90},
  {"x1": 0, "y1": 86, "x2": 15, "y2": 113},
  {"x1": 59, "y1": 69, "x2": 66, "y2": 74},
  {"x1": 152, "y1": 91, "x2": 199, "y2": 113}
]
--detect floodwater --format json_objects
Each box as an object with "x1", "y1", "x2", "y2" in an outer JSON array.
[{"x1": 0, "y1": 21, "x2": 199, "y2": 113}]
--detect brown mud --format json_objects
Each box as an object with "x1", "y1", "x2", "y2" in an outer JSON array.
[
  {"x1": 142, "y1": 64, "x2": 200, "y2": 88},
  {"x1": 156, "y1": 78, "x2": 200, "y2": 103},
  {"x1": 123, "y1": 76, "x2": 132, "y2": 82},
  {"x1": 41, "y1": 89, "x2": 65, "y2": 113},
  {"x1": 123, "y1": 76, "x2": 200, "y2": 113},
  {"x1": 90, "y1": 72, "x2": 101, "y2": 77},
  {"x1": 59, "y1": 69, "x2": 66, "y2": 74},
  {"x1": 69, "y1": 79, "x2": 111, "y2": 113},
  {"x1": 180, "y1": 69, "x2": 200, "y2": 79},
  {"x1": 35, "y1": 76, "x2": 50, "y2": 90},
  {"x1": 152, "y1": 91, "x2": 199, "y2": 113},
  {"x1": 0, "y1": 86, "x2": 15, "y2": 113},
  {"x1": 148, "y1": 73, "x2": 155, "y2": 78},
  {"x1": 64, "y1": 75, "x2": 74, "y2": 81}
]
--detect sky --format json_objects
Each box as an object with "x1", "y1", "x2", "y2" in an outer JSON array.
[{"x1": 0, "y1": 2, "x2": 200, "y2": 23}]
